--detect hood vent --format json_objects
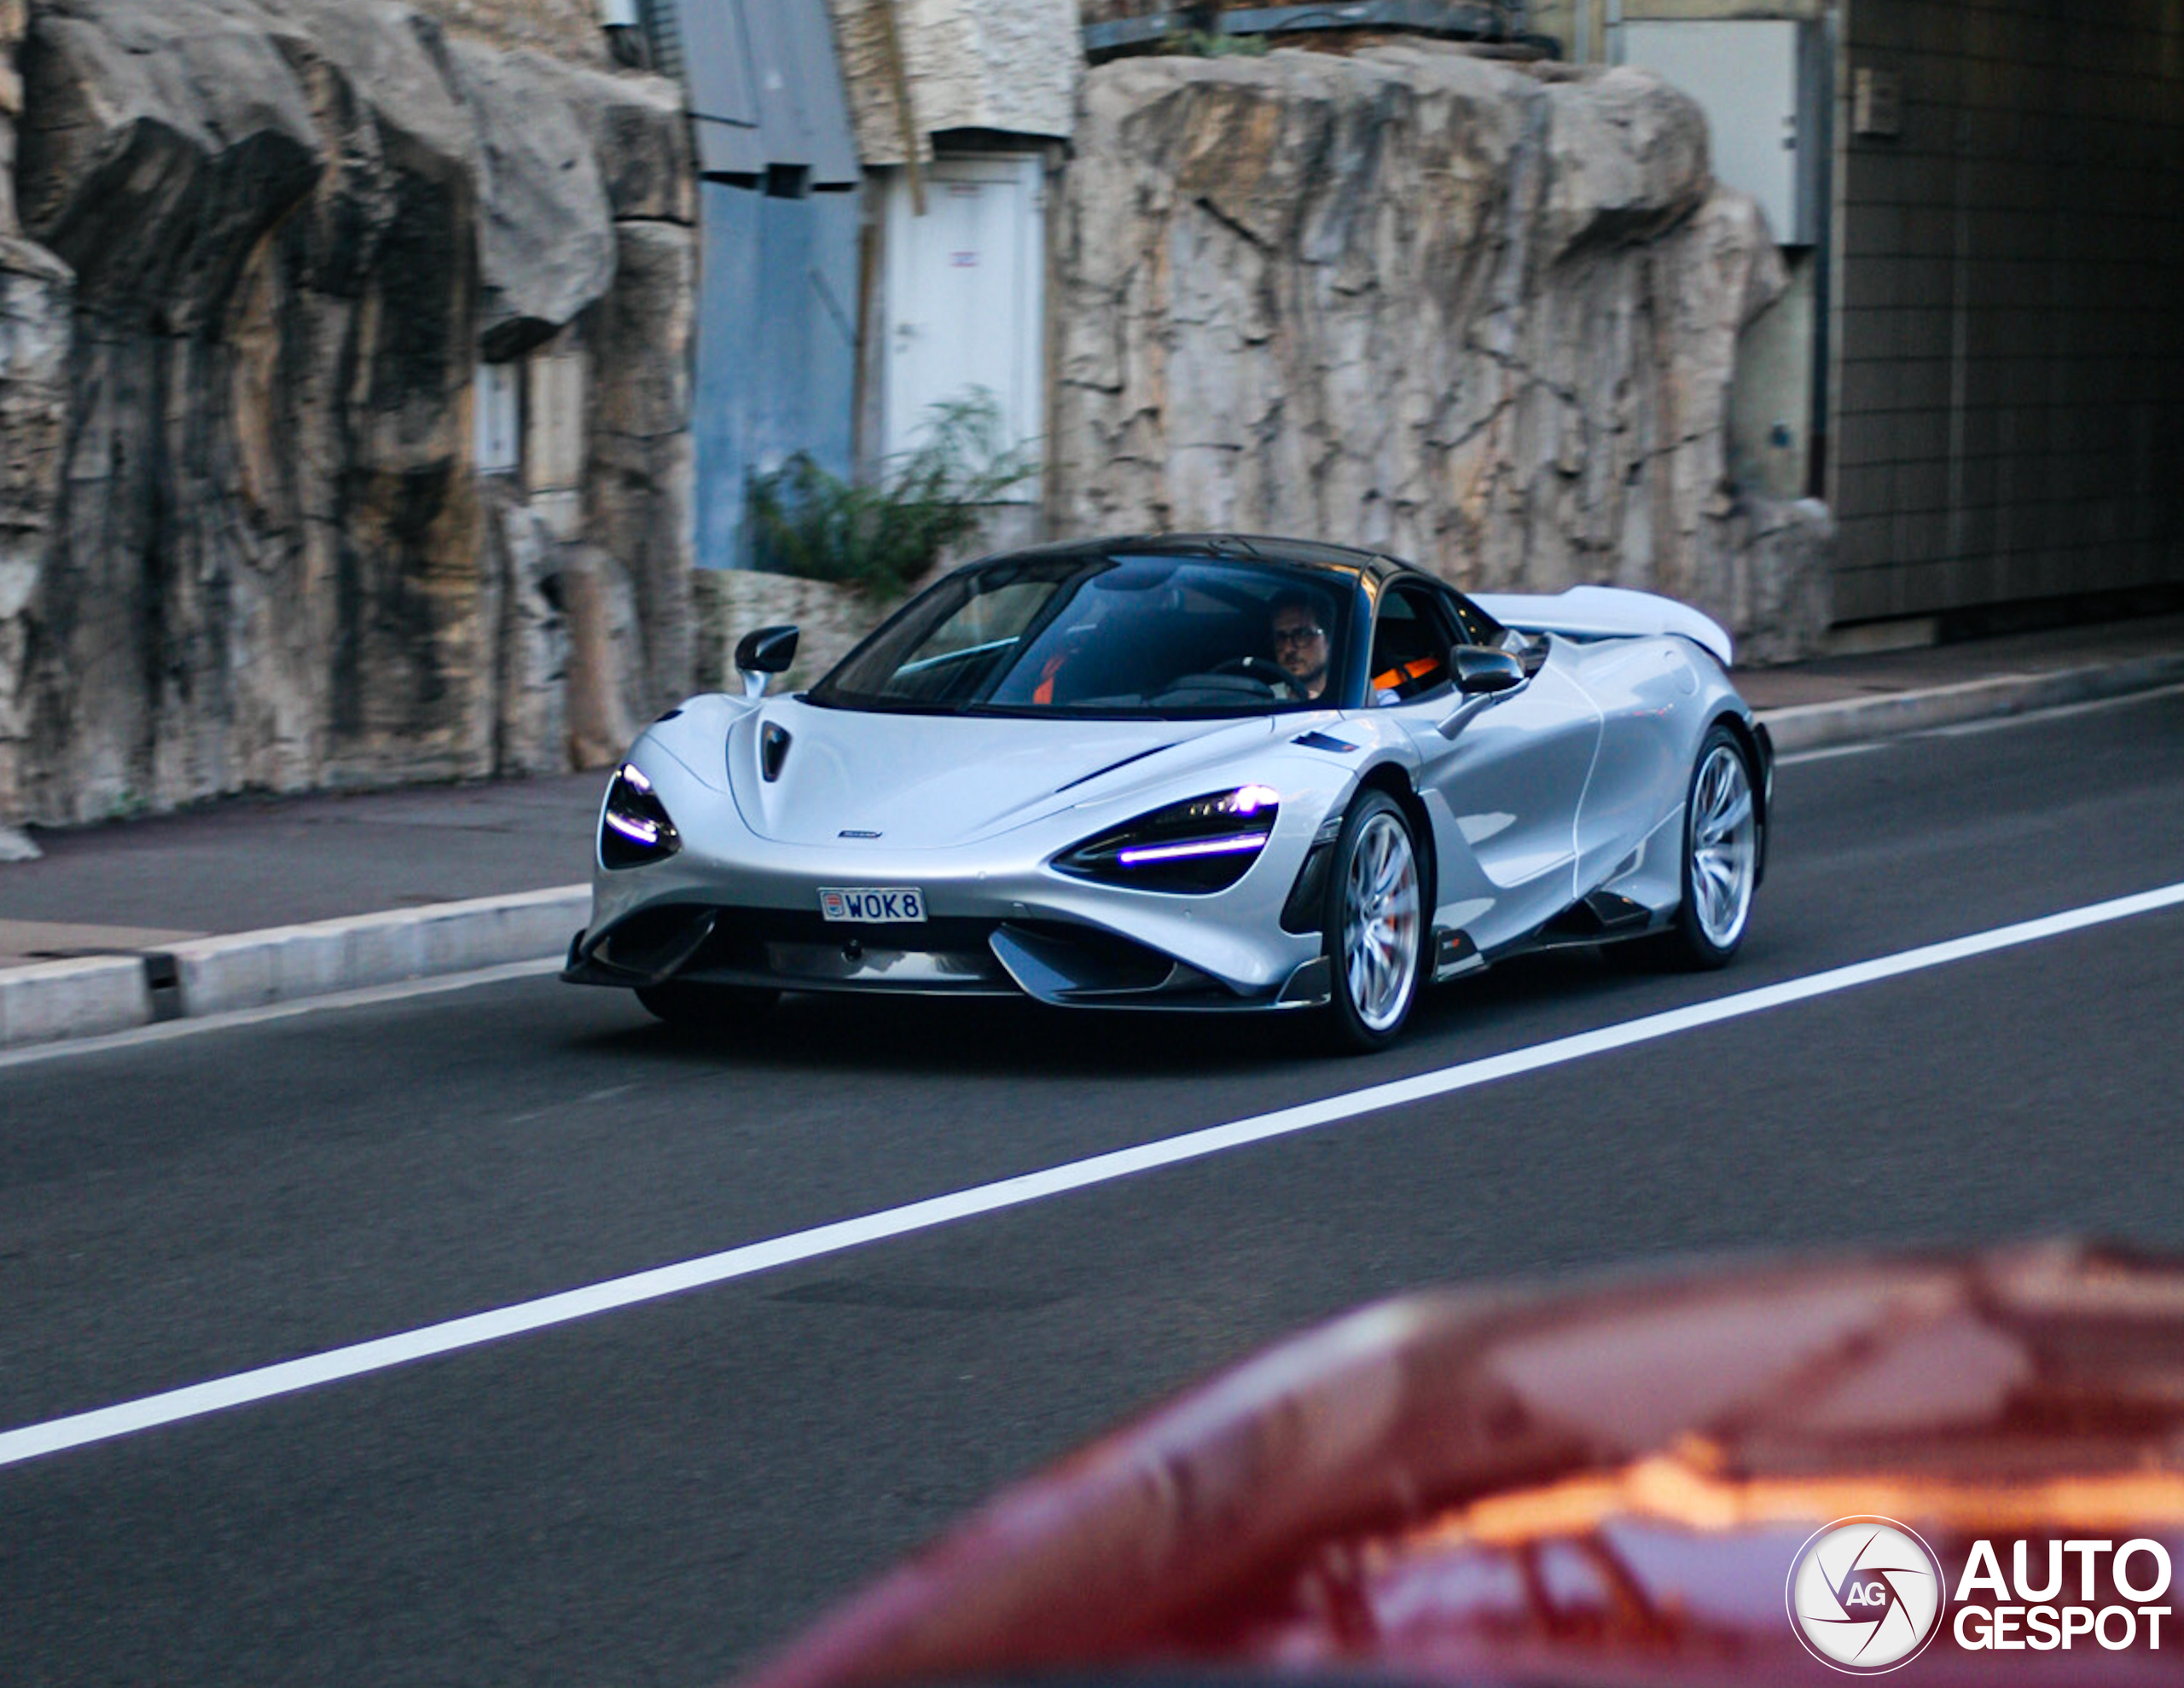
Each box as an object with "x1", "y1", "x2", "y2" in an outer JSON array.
[{"x1": 761, "y1": 722, "x2": 792, "y2": 782}]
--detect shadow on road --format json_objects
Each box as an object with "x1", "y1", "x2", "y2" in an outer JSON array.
[{"x1": 561, "y1": 942, "x2": 1682, "y2": 1083}]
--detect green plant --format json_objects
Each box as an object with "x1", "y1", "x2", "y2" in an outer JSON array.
[
  {"x1": 1160, "y1": 27, "x2": 1268, "y2": 56},
  {"x1": 748, "y1": 393, "x2": 1039, "y2": 598}
]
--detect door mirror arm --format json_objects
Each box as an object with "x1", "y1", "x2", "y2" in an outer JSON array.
[{"x1": 1434, "y1": 693, "x2": 1492, "y2": 740}]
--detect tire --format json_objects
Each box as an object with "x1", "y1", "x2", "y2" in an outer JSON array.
[
  {"x1": 1653, "y1": 722, "x2": 1761, "y2": 970},
  {"x1": 1322, "y1": 790, "x2": 1426, "y2": 1052},
  {"x1": 635, "y1": 981, "x2": 781, "y2": 1030}
]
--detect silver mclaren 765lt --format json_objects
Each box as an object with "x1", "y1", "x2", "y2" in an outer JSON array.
[{"x1": 562, "y1": 536, "x2": 1773, "y2": 1050}]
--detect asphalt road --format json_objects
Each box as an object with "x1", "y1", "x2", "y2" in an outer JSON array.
[{"x1": 3, "y1": 689, "x2": 2182, "y2": 1687}]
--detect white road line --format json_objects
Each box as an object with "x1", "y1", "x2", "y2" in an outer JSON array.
[
  {"x1": 1779, "y1": 740, "x2": 1891, "y2": 767},
  {"x1": 5, "y1": 879, "x2": 2183, "y2": 1471},
  {"x1": 0, "y1": 959, "x2": 563, "y2": 1072},
  {"x1": 1774, "y1": 682, "x2": 2184, "y2": 765}
]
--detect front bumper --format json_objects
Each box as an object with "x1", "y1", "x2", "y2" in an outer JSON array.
[
  {"x1": 563, "y1": 747, "x2": 1337, "y2": 1011},
  {"x1": 562, "y1": 904, "x2": 1333, "y2": 1011}
]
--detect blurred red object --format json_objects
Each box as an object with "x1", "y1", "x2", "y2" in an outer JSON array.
[{"x1": 740, "y1": 1244, "x2": 2184, "y2": 1688}]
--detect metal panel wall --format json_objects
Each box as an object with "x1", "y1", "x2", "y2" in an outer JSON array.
[
  {"x1": 676, "y1": 0, "x2": 860, "y2": 186},
  {"x1": 1829, "y1": 0, "x2": 2184, "y2": 624},
  {"x1": 693, "y1": 183, "x2": 863, "y2": 569}
]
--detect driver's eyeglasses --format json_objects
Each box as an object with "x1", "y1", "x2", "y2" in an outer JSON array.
[{"x1": 1272, "y1": 625, "x2": 1326, "y2": 647}]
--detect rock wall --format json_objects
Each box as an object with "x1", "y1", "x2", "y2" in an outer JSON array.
[
  {"x1": 692, "y1": 568, "x2": 879, "y2": 699},
  {"x1": 828, "y1": 0, "x2": 1080, "y2": 165},
  {"x1": 0, "y1": 0, "x2": 695, "y2": 826},
  {"x1": 410, "y1": 0, "x2": 609, "y2": 67},
  {"x1": 0, "y1": 0, "x2": 24, "y2": 233},
  {"x1": 1050, "y1": 45, "x2": 1830, "y2": 661}
]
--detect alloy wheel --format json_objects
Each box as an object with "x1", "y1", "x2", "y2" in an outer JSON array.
[
  {"x1": 1689, "y1": 742, "x2": 1757, "y2": 950},
  {"x1": 1341, "y1": 811, "x2": 1422, "y2": 1034}
]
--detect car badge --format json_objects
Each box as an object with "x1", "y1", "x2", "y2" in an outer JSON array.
[{"x1": 839, "y1": 829, "x2": 882, "y2": 839}]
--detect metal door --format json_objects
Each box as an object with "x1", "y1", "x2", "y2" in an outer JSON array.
[
  {"x1": 694, "y1": 182, "x2": 860, "y2": 569},
  {"x1": 882, "y1": 156, "x2": 1044, "y2": 472},
  {"x1": 1400, "y1": 650, "x2": 1602, "y2": 955}
]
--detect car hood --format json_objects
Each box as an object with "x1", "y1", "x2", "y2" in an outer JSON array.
[{"x1": 726, "y1": 699, "x2": 1284, "y2": 848}]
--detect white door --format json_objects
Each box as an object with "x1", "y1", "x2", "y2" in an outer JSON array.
[
  {"x1": 882, "y1": 155, "x2": 1044, "y2": 482},
  {"x1": 1620, "y1": 20, "x2": 1804, "y2": 244}
]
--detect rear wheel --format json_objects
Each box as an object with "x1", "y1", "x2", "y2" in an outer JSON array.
[
  {"x1": 635, "y1": 981, "x2": 780, "y2": 1030},
  {"x1": 1323, "y1": 791, "x2": 1425, "y2": 1052},
  {"x1": 1653, "y1": 723, "x2": 1760, "y2": 970}
]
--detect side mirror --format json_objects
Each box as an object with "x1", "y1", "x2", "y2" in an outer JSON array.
[
  {"x1": 1452, "y1": 644, "x2": 1525, "y2": 697},
  {"x1": 735, "y1": 624, "x2": 799, "y2": 699}
]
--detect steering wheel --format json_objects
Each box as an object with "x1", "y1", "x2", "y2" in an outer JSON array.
[{"x1": 1210, "y1": 656, "x2": 1288, "y2": 688}]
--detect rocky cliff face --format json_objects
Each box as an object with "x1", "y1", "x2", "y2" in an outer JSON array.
[
  {"x1": 828, "y1": 0, "x2": 1081, "y2": 165},
  {"x1": 0, "y1": 0, "x2": 694, "y2": 826},
  {"x1": 1050, "y1": 46, "x2": 1830, "y2": 660}
]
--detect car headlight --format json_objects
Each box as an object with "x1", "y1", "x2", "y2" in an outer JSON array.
[
  {"x1": 601, "y1": 762, "x2": 681, "y2": 869},
  {"x1": 1054, "y1": 784, "x2": 1280, "y2": 893}
]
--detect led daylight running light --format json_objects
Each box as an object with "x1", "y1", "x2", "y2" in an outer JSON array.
[
  {"x1": 601, "y1": 761, "x2": 680, "y2": 867},
  {"x1": 603, "y1": 810, "x2": 660, "y2": 846},
  {"x1": 1056, "y1": 784, "x2": 1281, "y2": 892},
  {"x1": 1116, "y1": 833, "x2": 1269, "y2": 866}
]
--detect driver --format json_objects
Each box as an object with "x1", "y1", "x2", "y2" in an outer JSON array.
[{"x1": 1269, "y1": 592, "x2": 1333, "y2": 701}]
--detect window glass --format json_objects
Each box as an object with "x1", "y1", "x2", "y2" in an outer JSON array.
[
  {"x1": 1368, "y1": 586, "x2": 1455, "y2": 704},
  {"x1": 1443, "y1": 589, "x2": 1503, "y2": 648},
  {"x1": 810, "y1": 555, "x2": 1357, "y2": 717}
]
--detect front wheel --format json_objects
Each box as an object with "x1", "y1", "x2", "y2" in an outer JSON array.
[
  {"x1": 1322, "y1": 791, "x2": 1426, "y2": 1052},
  {"x1": 635, "y1": 981, "x2": 781, "y2": 1030},
  {"x1": 1654, "y1": 723, "x2": 1761, "y2": 969}
]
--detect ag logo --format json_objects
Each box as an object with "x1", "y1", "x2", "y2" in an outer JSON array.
[{"x1": 1787, "y1": 1517, "x2": 1946, "y2": 1673}]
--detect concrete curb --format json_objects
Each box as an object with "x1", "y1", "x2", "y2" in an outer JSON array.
[
  {"x1": 1755, "y1": 652, "x2": 2184, "y2": 754},
  {"x1": 2, "y1": 651, "x2": 2180, "y2": 1052},
  {"x1": 0, "y1": 885, "x2": 587, "y2": 1050},
  {"x1": 166, "y1": 886, "x2": 590, "y2": 1018},
  {"x1": 0, "y1": 954, "x2": 154, "y2": 1047}
]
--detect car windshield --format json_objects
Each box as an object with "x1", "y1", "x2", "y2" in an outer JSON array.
[{"x1": 807, "y1": 554, "x2": 1359, "y2": 717}]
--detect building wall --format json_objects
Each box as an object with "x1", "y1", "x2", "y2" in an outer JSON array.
[
  {"x1": 1829, "y1": 0, "x2": 2184, "y2": 624},
  {"x1": 1731, "y1": 249, "x2": 1818, "y2": 500}
]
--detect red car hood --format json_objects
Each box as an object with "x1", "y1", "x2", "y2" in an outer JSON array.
[{"x1": 736, "y1": 1244, "x2": 2184, "y2": 1688}]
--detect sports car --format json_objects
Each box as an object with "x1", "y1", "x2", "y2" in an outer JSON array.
[{"x1": 561, "y1": 535, "x2": 1772, "y2": 1050}]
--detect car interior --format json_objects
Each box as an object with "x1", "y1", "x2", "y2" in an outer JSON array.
[{"x1": 1367, "y1": 587, "x2": 1455, "y2": 703}]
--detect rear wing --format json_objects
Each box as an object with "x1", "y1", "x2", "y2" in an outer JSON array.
[{"x1": 1470, "y1": 585, "x2": 1734, "y2": 667}]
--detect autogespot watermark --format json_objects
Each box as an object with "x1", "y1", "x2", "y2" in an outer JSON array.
[
  {"x1": 1786, "y1": 1518, "x2": 2174, "y2": 1673},
  {"x1": 1788, "y1": 1517, "x2": 1948, "y2": 1673}
]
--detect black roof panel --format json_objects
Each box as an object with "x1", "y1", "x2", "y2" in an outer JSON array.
[{"x1": 973, "y1": 532, "x2": 1408, "y2": 579}]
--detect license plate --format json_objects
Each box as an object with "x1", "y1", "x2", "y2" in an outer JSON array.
[{"x1": 818, "y1": 887, "x2": 926, "y2": 924}]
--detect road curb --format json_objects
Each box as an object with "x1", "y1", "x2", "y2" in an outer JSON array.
[
  {"x1": 0, "y1": 885, "x2": 587, "y2": 1050},
  {"x1": 165, "y1": 886, "x2": 590, "y2": 1018},
  {"x1": 0, "y1": 954, "x2": 154, "y2": 1047},
  {"x1": 1754, "y1": 652, "x2": 2184, "y2": 754}
]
